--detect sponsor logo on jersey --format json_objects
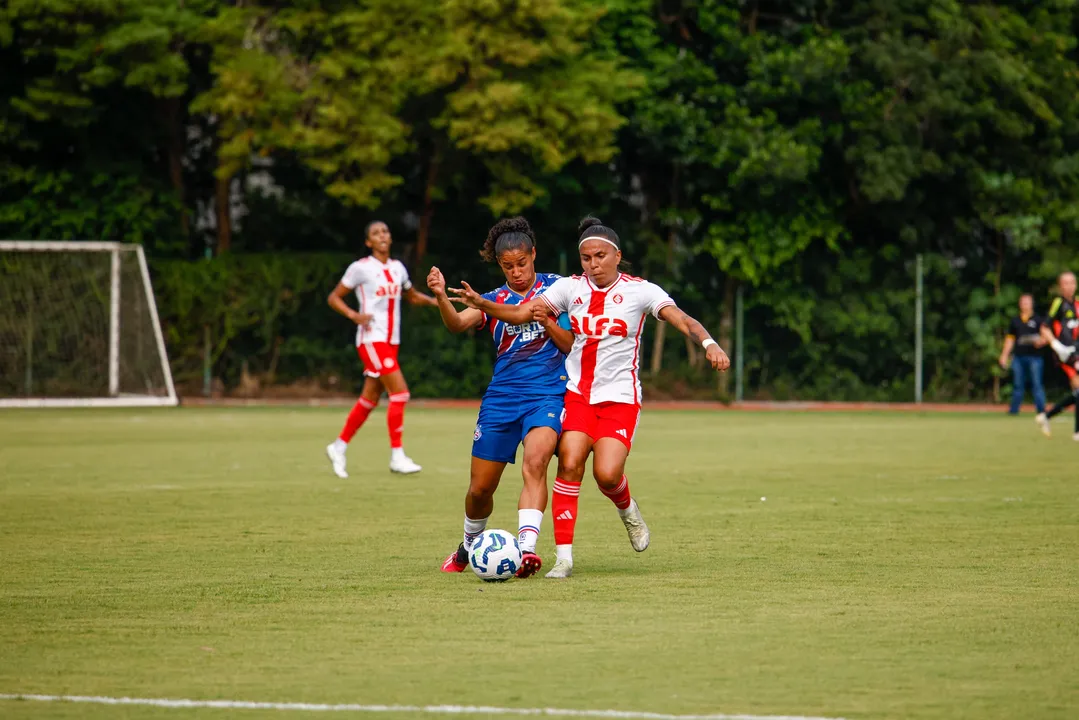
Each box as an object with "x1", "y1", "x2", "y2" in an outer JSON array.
[
  {"x1": 569, "y1": 314, "x2": 629, "y2": 338},
  {"x1": 573, "y1": 297, "x2": 584, "y2": 305},
  {"x1": 375, "y1": 283, "x2": 402, "y2": 297}
]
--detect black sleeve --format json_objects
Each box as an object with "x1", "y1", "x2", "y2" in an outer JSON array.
[{"x1": 1007, "y1": 316, "x2": 1021, "y2": 338}]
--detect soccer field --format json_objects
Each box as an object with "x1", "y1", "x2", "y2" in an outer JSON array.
[{"x1": 1, "y1": 407, "x2": 1077, "y2": 720}]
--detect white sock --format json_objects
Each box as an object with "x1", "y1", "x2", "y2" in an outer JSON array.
[
  {"x1": 617, "y1": 498, "x2": 637, "y2": 520},
  {"x1": 463, "y1": 515, "x2": 488, "y2": 550},
  {"x1": 331, "y1": 439, "x2": 347, "y2": 453},
  {"x1": 517, "y1": 508, "x2": 543, "y2": 552},
  {"x1": 555, "y1": 544, "x2": 573, "y2": 564},
  {"x1": 391, "y1": 447, "x2": 406, "y2": 462}
]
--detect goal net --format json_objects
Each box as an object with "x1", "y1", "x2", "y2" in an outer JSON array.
[{"x1": 0, "y1": 241, "x2": 178, "y2": 407}]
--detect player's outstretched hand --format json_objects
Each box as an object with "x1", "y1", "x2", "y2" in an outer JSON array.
[
  {"x1": 427, "y1": 266, "x2": 446, "y2": 297},
  {"x1": 707, "y1": 344, "x2": 731, "y2": 372},
  {"x1": 448, "y1": 281, "x2": 483, "y2": 309}
]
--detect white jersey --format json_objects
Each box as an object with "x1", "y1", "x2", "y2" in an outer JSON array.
[
  {"x1": 340, "y1": 256, "x2": 413, "y2": 346},
  {"x1": 540, "y1": 273, "x2": 674, "y2": 405}
]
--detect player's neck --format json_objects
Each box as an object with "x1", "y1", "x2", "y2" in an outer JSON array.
[
  {"x1": 591, "y1": 272, "x2": 621, "y2": 290},
  {"x1": 370, "y1": 251, "x2": 390, "y2": 264}
]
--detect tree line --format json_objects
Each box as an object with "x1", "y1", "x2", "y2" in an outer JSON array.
[{"x1": 3, "y1": 0, "x2": 1079, "y2": 401}]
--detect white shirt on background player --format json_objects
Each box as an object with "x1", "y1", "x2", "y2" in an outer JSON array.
[
  {"x1": 539, "y1": 273, "x2": 675, "y2": 405},
  {"x1": 340, "y1": 256, "x2": 413, "y2": 346}
]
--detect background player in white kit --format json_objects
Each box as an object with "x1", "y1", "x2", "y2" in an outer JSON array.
[
  {"x1": 325, "y1": 221, "x2": 437, "y2": 477},
  {"x1": 451, "y1": 216, "x2": 729, "y2": 577}
]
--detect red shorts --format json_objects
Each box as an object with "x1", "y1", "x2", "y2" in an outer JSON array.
[
  {"x1": 1063, "y1": 362, "x2": 1078, "y2": 381},
  {"x1": 357, "y1": 342, "x2": 400, "y2": 378},
  {"x1": 562, "y1": 391, "x2": 641, "y2": 451}
]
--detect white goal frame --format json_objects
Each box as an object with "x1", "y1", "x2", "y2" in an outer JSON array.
[{"x1": 0, "y1": 241, "x2": 178, "y2": 408}]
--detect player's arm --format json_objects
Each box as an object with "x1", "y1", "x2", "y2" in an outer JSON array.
[
  {"x1": 427, "y1": 266, "x2": 484, "y2": 333},
  {"x1": 449, "y1": 281, "x2": 537, "y2": 325},
  {"x1": 999, "y1": 334, "x2": 1015, "y2": 369},
  {"x1": 327, "y1": 282, "x2": 372, "y2": 326},
  {"x1": 531, "y1": 305, "x2": 573, "y2": 354},
  {"x1": 404, "y1": 286, "x2": 438, "y2": 307},
  {"x1": 658, "y1": 305, "x2": 730, "y2": 371},
  {"x1": 1040, "y1": 299, "x2": 1074, "y2": 361}
]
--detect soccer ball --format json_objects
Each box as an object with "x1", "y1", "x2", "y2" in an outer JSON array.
[{"x1": 468, "y1": 529, "x2": 522, "y2": 582}]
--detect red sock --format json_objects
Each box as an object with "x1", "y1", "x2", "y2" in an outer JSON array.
[
  {"x1": 387, "y1": 392, "x2": 409, "y2": 449},
  {"x1": 339, "y1": 397, "x2": 376, "y2": 442},
  {"x1": 600, "y1": 475, "x2": 632, "y2": 510},
  {"x1": 552, "y1": 478, "x2": 581, "y2": 545}
]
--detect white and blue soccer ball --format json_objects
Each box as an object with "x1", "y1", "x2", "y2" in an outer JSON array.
[{"x1": 468, "y1": 529, "x2": 522, "y2": 582}]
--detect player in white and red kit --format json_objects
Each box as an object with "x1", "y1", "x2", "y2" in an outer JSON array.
[
  {"x1": 451, "y1": 216, "x2": 730, "y2": 577},
  {"x1": 325, "y1": 221, "x2": 437, "y2": 477}
]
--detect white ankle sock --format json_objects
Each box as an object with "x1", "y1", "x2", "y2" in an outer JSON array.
[
  {"x1": 555, "y1": 544, "x2": 573, "y2": 563},
  {"x1": 463, "y1": 515, "x2": 488, "y2": 550},
  {"x1": 391, "y1": 447, "x2": 406, "y2": 462},
  {"x1": 517, "y1": 508, "x2": 543, "y2": 552},
  {"x1": 331, "y1": 439, "x2": 347, "y2": 453}
]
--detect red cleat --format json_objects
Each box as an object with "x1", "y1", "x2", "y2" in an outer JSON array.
[
  {"x1": 516, "y1": 551, "x2": 543, "y2": 578},
  {"x1": 441, "y1": 544, "x2": 468, "y2": 573}
]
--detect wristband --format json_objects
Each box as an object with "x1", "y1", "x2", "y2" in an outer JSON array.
[{"x1": 702, "y1": 339, "x2": 717, "y2": 350}]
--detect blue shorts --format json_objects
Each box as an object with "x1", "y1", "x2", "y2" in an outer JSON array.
[{"x1": 471, "y1": 394, "x2": 564, "y2": 464}]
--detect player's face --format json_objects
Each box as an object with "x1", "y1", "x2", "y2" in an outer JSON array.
[
  {"x1": 1019, "y1": 296, "x2": 1034, "y2": 315},
  {"x1": 497, "y1": 247, "x2": 537, "y2": 293},
  {"x1": 1061, "y1": 273, "x2": 1077, "y2": 299},
  {"x1": 579, "y1": 239, "x2": 621, "y2": 288},
  {"x1": 365, "y1": 223, "x2": 391, "y2": 255}
]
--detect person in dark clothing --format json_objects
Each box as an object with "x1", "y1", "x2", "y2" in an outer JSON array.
[
  {"x1": 998, "y1": 294, "x2": 1046, "y2": 415},
  {"x1": 1036, "y1": 271, "x2": 1079, "y2": 439}
]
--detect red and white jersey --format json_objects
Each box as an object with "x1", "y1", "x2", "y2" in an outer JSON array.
[
  {"x1": 340, "y1": 256, "x2": 413, "y2": 346},
  {"x1": 540, "y1": 273, "x2": 675, "y2": 405}
]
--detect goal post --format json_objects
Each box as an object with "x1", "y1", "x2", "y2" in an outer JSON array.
[{"x1": 0, "y1": 241, "x2": 178, "y2": 408}]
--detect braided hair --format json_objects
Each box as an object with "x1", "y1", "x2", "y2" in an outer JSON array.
[{"x1": 480, "y1": 216, "x2": 536, "y2": 263}]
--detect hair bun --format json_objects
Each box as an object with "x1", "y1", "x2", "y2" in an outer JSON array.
[{"x1": 578, "y1": 216, "x2": 603, "y2": 235}]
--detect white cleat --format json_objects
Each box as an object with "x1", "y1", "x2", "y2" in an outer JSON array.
[
  {"x1": 389, "y1": 455, "x2": 422, "y2": 475},
  {"x1": 620, "y1": 499, "x2": 650, "y2": 552},
  {"x1": 325, "y1": 443, "x2": 348, "y2": 479},
  {"x1": 544, "y1": 558, "x2": 573, "y2": 579},
  {"x1": 1036, "y1": 413, "x2": 1052, "y2": 438},
  {"x1": 1073, "y1": 432, "x2": 1079, "y2": 442}
]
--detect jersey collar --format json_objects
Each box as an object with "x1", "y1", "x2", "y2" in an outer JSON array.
[{"x1": 587, "y1": 273, "x2": 623, "y2": 293}]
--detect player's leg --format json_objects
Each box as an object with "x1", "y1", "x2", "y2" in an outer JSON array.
[
  {"x1": 326, "y1": 374, "x2": 383, "y2": 478},
  {"x1": 1009, "y1": 356, "x2": 1026, "y2": 415},
  {"x1": 442, "y1": 456, "x2": 506, "y2": 572},
  {"x1": 515, "y1": 421, "x2": 558, "y2": 578},
  {"x1": 1040, "y1": 365, "x2": 1079, "y2": 436},
  {"x1": 592, "y1": 403, "x2": 648, "y2": 552},
  {"x1": 380, "y1": 361, "x2": 420, "y2": 474},
  {"x1": 546, "y1": 431, "x2": 593, "y2": 579},
  {"x1": 1030, "y1": 355, "x2": 1047, "y2": 416},
  {"x1": 1069, "y1": 372, "x2": 1079, "y2": 440}
]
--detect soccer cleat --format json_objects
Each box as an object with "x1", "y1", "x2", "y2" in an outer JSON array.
[
  {"x1": 1036, "y1": 413, "x2": 1052, "y2": 438},
  {"x1": 325, "y1": 442, "x2": 348, "y2": 479},
  {"x1": 620, "y1": 499, "x2": 650, "y2": 552},
  {"x1": 441, "y1": 544, "x2": 468, "y2": 573},
  {"x1": 1074, "y1": 432, "x2": 1079, "y2": 442},
  {"x1": 389, "y1": 455, "x2": 422, "y2": 474},
  {"x1": 516, "y1": 551, "x2": 543, "y2": 578},
  {"x1": 544, "y1": 558, "x2": 573, "y2": 579}
]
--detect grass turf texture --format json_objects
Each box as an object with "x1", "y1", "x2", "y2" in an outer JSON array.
[{"x1": 1, "y1": 408, "x2": 1077, "y2": 720}]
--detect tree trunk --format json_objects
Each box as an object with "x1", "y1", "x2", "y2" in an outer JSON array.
[
  {"x1": 415, "y1": 154, "x2": 440, "y2": 264},
  {"x1": 215, "y1": 172, "x2": 232, "y2": 255},
  {"x1": 163, "y1": 97, "x2": 189, "y2": 238},
  {"x1": 650, "y1": 221, "x2": 679, "y2": 375},
  {"x1": 993, "y1": 233, "x2": 1004, "y2": 402},
  {"x1": 717, "y1": 276, "x2": 736, "y2": 395}
]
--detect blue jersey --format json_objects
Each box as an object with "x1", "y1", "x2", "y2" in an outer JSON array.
[{"x1": 480, "y1": 273, "x2": 569, "y2": 399}]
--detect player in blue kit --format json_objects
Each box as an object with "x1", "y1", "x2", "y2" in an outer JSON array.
[{"x1": 427, "y1": 217, "x2": 572, "y2": 578}]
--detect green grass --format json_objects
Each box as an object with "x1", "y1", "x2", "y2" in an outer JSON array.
[{"x1": 1, "y1": 407, "x2": 1077, "y2": 720}]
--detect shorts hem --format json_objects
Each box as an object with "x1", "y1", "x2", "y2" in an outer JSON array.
[{"x1": 471, "y1": 450, "x2": 516, "y2": 464}]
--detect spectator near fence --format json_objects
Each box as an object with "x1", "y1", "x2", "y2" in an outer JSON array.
[{"x1": 999, "y1": 294, "x2": 1047, "y2": 415}]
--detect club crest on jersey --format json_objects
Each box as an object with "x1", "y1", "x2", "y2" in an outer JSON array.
[
  {"x1": 474, "y1": 425, "x2": 482, "y2": 441},
  {"x1": 570, "y1": 315, "x2": 629, "y2": 338},
  {"x1": 612, "y1": 293, "x2": 624, "y2": 304},
  {"x1": 375, "y1": 283, "x2": 401, "y2": 297}
]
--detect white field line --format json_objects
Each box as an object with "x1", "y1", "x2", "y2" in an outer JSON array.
[{"x1": 0, "y1": 693, "x2": 846, "y2": 720}]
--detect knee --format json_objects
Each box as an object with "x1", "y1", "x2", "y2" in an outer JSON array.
[
  {"x1": 558, "y1": 454, "x2": 586, "y2": 483},
  {"x1": 389, "y1": 391, "x2": 410, "y2": 405},
  {"x1": 467, "y1": 477, "x2": 496, "y2": 503},
  {"x1": 592, "y1": 464, "x2": 622, "y2": 490}
]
